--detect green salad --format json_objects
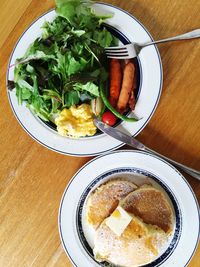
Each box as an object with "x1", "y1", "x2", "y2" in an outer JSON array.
[{"x1": 9, "y1": 0, "x2": 117, "y2": 125}]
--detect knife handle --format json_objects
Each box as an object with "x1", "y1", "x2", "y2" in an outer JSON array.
[{"x1": 144, "y1": 146, "x2": 200, "y2": 180}]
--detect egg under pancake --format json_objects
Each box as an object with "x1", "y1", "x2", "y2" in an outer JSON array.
[
  {"x1": 121, "y1": 186, "x2": 174, "y2": 233},
  {"x1": 86, "y1": 180, "x2": 137, "y2": 229},
  {"x1": 94, "y1": 215, "x2": 168, "y2": 267}
]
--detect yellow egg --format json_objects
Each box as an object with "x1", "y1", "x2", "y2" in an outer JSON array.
[{"x1": 55, "y1": 104, "x2": 97, "y2": 138}]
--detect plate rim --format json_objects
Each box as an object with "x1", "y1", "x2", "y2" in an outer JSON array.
[
  {"x1": 58, "y1": 149, "x2": 200, "y2": 267},
  {"x1": 6, "y1": 2, "x2": 163, "y2": 157},
  {"x1": 76, "y1": 167, "x2": 183, "y2": 267}
]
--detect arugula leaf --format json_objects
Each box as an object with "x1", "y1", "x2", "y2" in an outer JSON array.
[
  {"x1": 56, "y1": 0, "x2": 82, "y2": 7},
  {"x1": 16, "y1": 84, "x2": 22, "y2": 105},
  {"x1": 32, "y1": 75, "x2": 39, "y2": 94},
  {"x1": 28, "y1": 100, "x2": 50, "y2": 121},
  {"x1": 51, "y1": 98, "x2": 61, "y2": 113},
  {"x1": 71, "y1": 28, "x2": 85, "y2": 37},
  {"x1": 53, "y1": 51, "x2": 88, "y2": 80},
  {"x1": 90, "y1": 68, "x2": 101, "y2": 77},
  {"x1": 56, "y1": 0, "x2": 95, "y2": 26},
  {"x1": 25, "y1": 50, "x2": 56, "y2": 62},
  {"x1": 74, "y1": 81, "x2": 99, "y2": 97},
  {"x1": 93, "y1": 28, "x2": 113, "y2": 47},
  {"x1": 42, "y1": 89, "x2": 62, "y2": 101},
  {"x1": 41, "y1": 17, "x2": 68, "y2": 39},
  {"x1": 12, "y1": 0, "x2": 117, "y2": 127},
  {"x1": 71, "y1": 43, "x2": 84, "y2": 56},
  {"x1": 67, "y1": 56, "x2": 84, "y2": 76},
  {"x1": 26, "y1": 64, "x2": 35, "y2": 74},
  {"x1": 14, "y1": 64, "x2": 23, "y2": 83},
  {"x1": 17, "y1": 79, "x2": 33, "y2": 91},
  {"x1": 64, "y1": 90, "x2": 80, "y2": 107},
  {"x1": 56, "y1": 3, "x2": 76, "y2": 24},
  {"x1": 21, "y1": 88, "x2": 32, "y2": 100}
]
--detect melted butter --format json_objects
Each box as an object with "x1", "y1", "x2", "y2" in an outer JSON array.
[
  {"x1": 112, "y1": 209, "x2": 121, "y2": 218},
  {"x1": 145, "y1": 237, "x2": 158, "y2": 255},
  {"x1": 124, "y1": 217, "x2": 148, "y2": 239}
]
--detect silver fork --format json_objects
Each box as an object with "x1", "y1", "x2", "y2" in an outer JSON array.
[{"x1": 105, "y1": 29, "x2": 200, "y2": 59}]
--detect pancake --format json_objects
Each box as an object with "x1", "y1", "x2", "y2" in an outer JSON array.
[
  {"x1": 86, "y1": 180, "x2": 137, "y2": 229},
  {"x1": 121, "y1": 186, "x2": 174, "y2": 233},
  {"x1": 94, "y1": 214, "x2": 168, "y2": 267}
]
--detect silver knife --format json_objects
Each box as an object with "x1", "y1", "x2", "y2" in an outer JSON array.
[{"x1": 94, "y1": 119, "x2": 200, "y2": 180}]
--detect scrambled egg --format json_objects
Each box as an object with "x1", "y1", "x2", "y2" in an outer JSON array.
[{"x1": 55, "y1": 104, "x2": 96, "y2": 138}]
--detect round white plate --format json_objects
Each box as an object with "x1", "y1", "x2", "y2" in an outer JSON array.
[
  {"x1": 59, "y1": 150, "x2": 199, "y2": 267},
  {"x1": 7, "y1": 3, "x2": 163, "y2": 156}
]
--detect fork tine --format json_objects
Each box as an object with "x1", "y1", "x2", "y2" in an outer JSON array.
[
  {"x1": 105, "y1": 44, "x2": 135, "y2": 59},
  {"x1": 106, "y1": 52, "x2": 129, "y2": 57},
  {"x1": 105, "y1": 47, "x2": 127, "y2": 51},
  {"x1": 105, "y1": 43, "x2": 134, "y2": 52},
  {"x1": 107, "y1": 55, "x2": 130, "y2": 59},
  {"x1": 105, "y1": 49, "x2": 128, "y2": 54},
  {"x1": 105, "y1": 47, "x2": 128, "y2": 53},
  {"x1": 105, "y1": 45, "x2": 128, "y2": 50},
  {"x1": 105, "y1": 50, "x2": 129, "y2": 55}
]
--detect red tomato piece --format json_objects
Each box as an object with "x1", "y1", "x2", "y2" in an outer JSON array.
[{"x1": 102, "y1": 111, "x2": 117, "y2": 126}]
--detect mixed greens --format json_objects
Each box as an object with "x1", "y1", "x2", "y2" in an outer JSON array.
[{"x1": 9, "y1": 0, "x2": 117, "y2": 123}]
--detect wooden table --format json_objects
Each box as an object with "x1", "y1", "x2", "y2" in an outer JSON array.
[{"x1": 0, "y1": 0, "x2": 199, "y2": 266}]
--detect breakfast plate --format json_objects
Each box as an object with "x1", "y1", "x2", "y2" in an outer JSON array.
[
  {"x1": 7, "y1": 2, "x2": 162, "y2": 156},
  {"x1": 59, "y1": 150, "x2": 200, "y2": 267}
]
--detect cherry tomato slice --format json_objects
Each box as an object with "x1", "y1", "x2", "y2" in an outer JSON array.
[{"x1": 102, "y1": 111, "x2": 117, "y2": 126}]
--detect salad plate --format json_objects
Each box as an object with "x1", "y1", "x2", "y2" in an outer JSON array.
[
  {"x1": 59, "y1": 150, "x2": 200, "y2": 267},
  {"x1": 7, "y1": 2, "x2": 163, "y2": 156}
]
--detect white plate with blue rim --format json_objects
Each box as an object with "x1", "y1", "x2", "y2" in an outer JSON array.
[
  {"x1": 7, "y1": 2, "x2": 162, "y2": 156},
  {"x1": 59, "y1": 150, "x2": 200, "y2": 267}
]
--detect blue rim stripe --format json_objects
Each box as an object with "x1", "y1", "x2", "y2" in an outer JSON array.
[
  {"x1": 58, "y1": 150, "x2": 200, "y2": 267},
  {"x1": 6, "y1": 2, "x2": 163, "y2": 157},
  {"x1": 76, "y1": 167, "x2": 182, "y2": 267}
]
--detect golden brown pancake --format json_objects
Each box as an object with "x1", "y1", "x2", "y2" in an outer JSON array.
[
  {"x1": 86, "y1": 180, "x2": 137, "y2": 229},
  {"x1": 94, "y1": 215, "x2": 168, "y2": 267},
  {"x1": 121, "y1": 186, "x2": 174, "y2": 233}
]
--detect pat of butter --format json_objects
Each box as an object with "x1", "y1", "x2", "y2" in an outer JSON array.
[{"x1": 105, "y1": 206, "x2": 132, "y2": 237}]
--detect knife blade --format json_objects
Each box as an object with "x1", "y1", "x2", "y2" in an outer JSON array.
[{"x1": 94, "y1": 119, "x2": 145, "y2": 150}]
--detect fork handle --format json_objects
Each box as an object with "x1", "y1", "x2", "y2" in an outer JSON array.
[
  {"x1": 142, "y1": 146, "x2": 200, "y2": 180},
  {"x1": 142, "y1": 29, "x2": 200, "y2": 47}
]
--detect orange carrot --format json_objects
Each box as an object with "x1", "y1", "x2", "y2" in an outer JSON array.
[
  {"x1": 117, "y1": 62, "x2": 135, "y2": 113},
  {"x1": 109, "y1": 59, "x2": 122, "y2": 107}
]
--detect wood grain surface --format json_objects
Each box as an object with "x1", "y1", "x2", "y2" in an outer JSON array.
[{"x1": 0, "y1": 0, "x2": 199, "y2": 266}]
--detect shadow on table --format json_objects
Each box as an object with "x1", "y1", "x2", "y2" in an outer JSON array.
[{"x1": 122, "y1": 124, "x2": 200, "y2": 202}]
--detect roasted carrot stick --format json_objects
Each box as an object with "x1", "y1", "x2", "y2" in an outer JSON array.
[
  {"x1": 129, "y1": 89, "x2": 136, "y2": 111},
  {"x1": 129, "y1": 63, "x2": 137, "y2": 111},
  {"x1": 109, "y1": 59, "x2": 122, "y2": 107},
  {"x1": 117, "y1": 61, "x2": 135, "y2": 113}
]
